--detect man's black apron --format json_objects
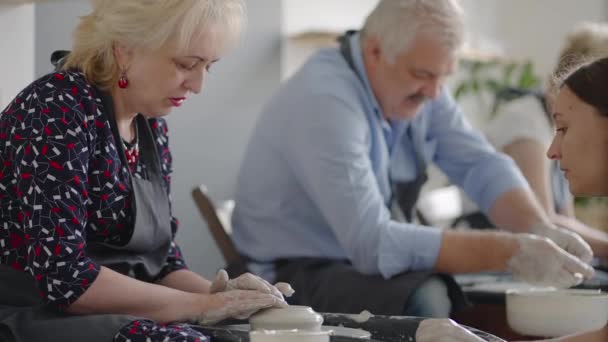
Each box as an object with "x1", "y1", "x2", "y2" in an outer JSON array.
[
  {"x1": 0, "y1": 93, "x2": 174, "y2": 341},
  {"x1": 274, "y1": 31, "x2": 466, "y2": 316}
]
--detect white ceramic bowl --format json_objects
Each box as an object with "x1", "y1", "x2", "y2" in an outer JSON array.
[
  {"x1": 506, "y1": 288, "x2": 608, "y2": 337},
  {"x1": 223, "y1": 324, "x2": 371, "y2": 339},
  {"x1": 250, "y1": 330, "x2": 330, "y2": 342},
  {"x1": 250, "y1": 306, "x2": 324, "y2": 331}
]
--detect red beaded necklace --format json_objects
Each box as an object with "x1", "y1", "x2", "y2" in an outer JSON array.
[
  {"x1": 122, "y1": 122, "x2": 139, "y2": 170},
  {"x1": 123, "y1": 139, "x2": 139, "y2": 169}
]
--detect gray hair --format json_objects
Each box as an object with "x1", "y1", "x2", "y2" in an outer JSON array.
[
  {"x1": 63, "y1": 0, "x2": 245, "y2": 91},
  {"x1": 361, "y1": 0, "x2": 465, "y2": 63}
]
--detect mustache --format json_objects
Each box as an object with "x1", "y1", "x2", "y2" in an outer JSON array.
[{"x1": 407, "y1": 93, "x2": 427, "y2": 103}]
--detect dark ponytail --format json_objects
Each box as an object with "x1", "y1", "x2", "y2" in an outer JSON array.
[{"x1": 562, "y1": 57, "x2": 608, "y2": 117}]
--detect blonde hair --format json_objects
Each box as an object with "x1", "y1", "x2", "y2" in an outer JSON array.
[
  {"x1": 63, "y1": 0, "x2": 245, "y2": 91},
  {"x1": 550, "y1": 22, "x2": 608, "y2": 91},
  {"x1": 361, "y1": 0, "x2": 465, "y2": 63}
]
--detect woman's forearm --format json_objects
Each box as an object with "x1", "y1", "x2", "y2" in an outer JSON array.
[
  {"x1": 157, "y1": 269, "x2": 212, "y2": 294},
  {"x1": 67, "y1": 266, "x2": 207, "y2": 323},
  {"x1": 552, "y1": 213, "x2": 608, "y2": 257}
]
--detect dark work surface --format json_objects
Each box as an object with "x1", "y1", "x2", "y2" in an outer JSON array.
[
  {"x1": 193, "y1": 313, "x2": 505, "y2": 341},
  {"x1": 321, "y1": 314, "x2": 503, "y2": 341},
  {"x1": 456, "y1": 269, "x2": 608, "y2": 305}
]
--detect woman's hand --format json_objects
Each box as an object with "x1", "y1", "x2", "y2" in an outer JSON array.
[
  {"x1": 196, "y1": 290, "x2": 287, "y2": 325},
  {"x1": 210, "y1": 269, "x2": 295, "y2": 301}
]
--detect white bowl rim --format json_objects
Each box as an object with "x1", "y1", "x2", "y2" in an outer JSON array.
[
  {"x1": 250, "y1": 329, "x2": 331, "y2": 336},
  {"x1": 506, "y1": 288, "x2": 608, "y2": 297},
  {"x1": 251, "y1": 305, "x2": 321, "y2": 315},
  {"x1": 250, "y1": 306, "x2": 323, "y2": 321}
]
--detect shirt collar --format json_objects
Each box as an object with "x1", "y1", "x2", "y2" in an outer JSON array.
[{"x1": 348, "y1": 32, "x2": 385, "y2": 122}]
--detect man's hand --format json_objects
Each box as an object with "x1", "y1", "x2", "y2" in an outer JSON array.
[{"x1": 508, "y1": 234, "x2": 595, "y2": 288}]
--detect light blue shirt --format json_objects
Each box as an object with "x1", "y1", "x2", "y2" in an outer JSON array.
[{"x1": 232, "y1": 33, "x2": 528, "y2": 281}]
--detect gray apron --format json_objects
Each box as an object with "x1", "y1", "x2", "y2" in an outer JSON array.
[
  {"x1": 273, "y1": 31, "x2": 466, "y2": 316},
  {"x1": 0, "y1": 95, "x2": 173, "y2": 342}
]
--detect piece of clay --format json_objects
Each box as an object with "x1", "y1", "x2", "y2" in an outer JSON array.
[{"x1": 250, "y1": 306, "x2": 324, "y2": 331}]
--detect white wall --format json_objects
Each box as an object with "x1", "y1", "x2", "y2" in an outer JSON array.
[
  {"x1": 0, "y1": 3, "x2": 35, "y2": 109},
  {"x1": 282, "y1": 0, "x2": 378, "y2": 36},
  {"x1": 459, "y1": 0, "x2": 608, "y2": 77},
  {"x1": 280, "y1": 0, "x2": 502, "y2": 79},
  {"x1": 167, "y1": 1, "x2": 282, "y2": 278},
  {"x1": 454, "y1": 0, "x2": 607, "y2": 129},
  {"x1": 282, "y1": 0, "x2": 608, "y2": 87},
  {"x1": 494, "y1": 0, "x2": 607, "y2": 76},
  {"x1": 35, "y1": 0, "x2": 90, "y2": 76},
  {"x1": 33, "y1": 0, "x2": 283, "y2": 278},
  {"x1": 281, "y1": 0, "x2": 378, "y2": 78}
]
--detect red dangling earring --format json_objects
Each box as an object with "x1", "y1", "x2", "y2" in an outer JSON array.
[{"x1": 118, "y1": 71, "x2": 129, "y2": 89}]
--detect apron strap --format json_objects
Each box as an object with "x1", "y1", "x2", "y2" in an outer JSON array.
[
  {"x1": 338, "y1": 30, "x2": 366, "y2": 86},
  {"x1": 92, "y1": 93, "x2": 172, "y2": 281},
  {"x1": 135, "y1": 114, "x2": 164, "y2": 183},
  {"x1": 337, "y1": 31, "x2": 428, "y2": 222}
]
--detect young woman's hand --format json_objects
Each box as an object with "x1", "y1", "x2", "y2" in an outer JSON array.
[{"x1": 531, "y1": 222, "x2": 593, "y2": 263}]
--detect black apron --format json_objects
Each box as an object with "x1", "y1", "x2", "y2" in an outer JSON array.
[
  {"x1": 393, "y1": 124, "x2": 429, "y2": 222},
  {"x1": 274, "y1": 31, "x2": 467, "y2": 317},
  {"x1": 0, "y1": 94, "x2": 173, "y2": 341},
  {"x1": 338, "y1": 30, "x2": 428, "y2": 221}
]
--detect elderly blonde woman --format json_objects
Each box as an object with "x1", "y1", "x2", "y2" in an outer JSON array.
[{"x1": 0, "y1": 1, "x2": 291, "y2": 341}]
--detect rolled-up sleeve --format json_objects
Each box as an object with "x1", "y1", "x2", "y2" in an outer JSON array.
[
  {"x1": 378, "y1": 222, "x2": 443, "y2": 278},
  {"x1": 11, "y1": 85, "x2": 100, "y2": 310},
  {"x1": 429, "y1": 90, "x2": 529, "y2": 213},
  {"x1": 287, "y1": 93, "x2": 443, "y2": 278}
]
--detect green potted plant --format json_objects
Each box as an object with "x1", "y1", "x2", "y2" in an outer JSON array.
[{"x1": 453, "y1": 57, "x2": 541, "y2": 119}]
